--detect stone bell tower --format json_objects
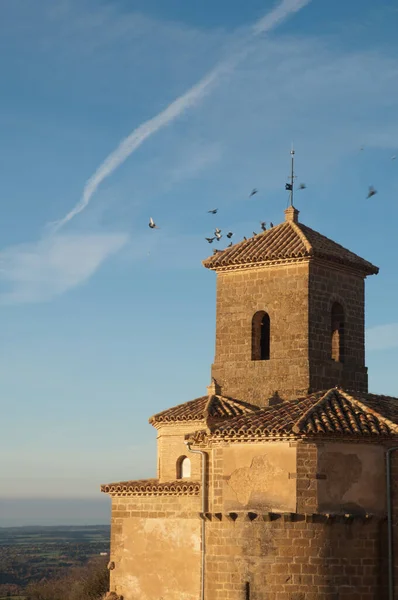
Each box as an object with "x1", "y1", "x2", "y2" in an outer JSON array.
[{"x1": 202, "y1": 206, "x2": 379, "y2": 407}]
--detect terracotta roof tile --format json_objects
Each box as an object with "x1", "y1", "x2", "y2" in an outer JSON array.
[
  {"x1": 149, "y1": 394, "x2": 259, "y2": 425},
  {"x1": 100, "y1": 479, "x2": 200, "y2": 496},
  {"x1": 202, "y1": 219, "x2": 379, "y2": 276},
  {"x1": 189, "y1": 389, "x2": 398, "y2": 442}
]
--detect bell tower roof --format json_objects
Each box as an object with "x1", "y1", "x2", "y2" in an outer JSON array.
[{"x1": 203, "y1": 208, "x2": 378, "y2": 276}]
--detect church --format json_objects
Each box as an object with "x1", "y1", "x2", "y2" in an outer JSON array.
[{"x1": 101, "y1": 200, "x2": 398, "y2": 600}]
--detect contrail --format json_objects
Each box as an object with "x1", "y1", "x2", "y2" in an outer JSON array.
[{"x1": 52, "y1": 0, "x2": 311, "y2": 231}]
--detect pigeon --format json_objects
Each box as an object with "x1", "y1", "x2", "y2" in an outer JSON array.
[
  {"x1": 208, "y1": 208, "x2": 218, "y2": 214},
  {"x1": 392, "y1": 155, "x2": 396, "y2": 161},
  {"x1": 215, "y1": 233, "x2": 222, "y2": 241},
  {"x1": 253, "y1": 231, "x2": 258, "y2": 236},
  {"x1": 285, "y1": 183, "x2": 293, "y2": 191},
  {"x1": 227, "y1": 242, "x2": 233, "y2": 247},
  {"x1": 243, "y1": 236, "x2": 247, "y2": 241},
  {"x1": 213, "y1": 248, "x2": 222, "y2": 255},
  {"x1": 226, "y1": 232, "x2": 234, "y2": 239},
  {"x1": 149, "y1": 217, "x2": 159, "y2": 229},
  {"x1": 206, "y1": 237, "x2": 215, "y2": 243},
  {"x1": 260, "y1": 222, "x2": 266, "y2": 231},
  {"x1": 249, "y1": 188, "x2": 258, "y2": 198},
  {"x1": 366, "y1": 186, "x2": 377, "y2": 199},
  {"x1": 215, "y1": 228, "x2": 221, "y2": 234},
  {"x1": 298, "y1": 183, "x2": 306, "y2": 190},
  {"x1": 270, "y1": 222, "x2": 274, "y2": 228}
]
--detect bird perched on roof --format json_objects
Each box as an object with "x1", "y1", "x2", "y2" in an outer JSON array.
[
  {"x1": 226, "y1": 232, "x2": 234, "y2": 239},
  {"x1": 205, "y1": 237, "x2": 215, "y2": 243},
  {"x1": 148, "y1": 217, "x2": 159, "y2": 229},
  {"x1": 366, "y1": 186, "x2": 377, "y2": 199},
  {"x1": 260, "y1": 221, "x2": 266, "y2": 231},
  {"x1": 227, "y1": 242, "x2": 233, "y2": 247},
  {"x1": 253, "y1": 231, "x2": 258, "y2": 236},
  {"x1": 243, "y1": 236, "x2": 247, "y2": 241},
  {"x1": 270, "y1": 222, "x2": 274, "y2": 228},
  {"x1": 249, "y1": 188, "x2": 258, "y2": 197},
  {"x1": 208, "y1": 208, "x2": 218, "y2": 214},
  {"x1": 213, "y1": 248, "x2": 222, "y2": 255},
  {"x1": 298, "y1": 183, "x2": 306, "y2": 190}
]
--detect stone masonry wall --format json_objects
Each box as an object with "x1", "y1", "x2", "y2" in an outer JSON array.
[
  {"x1": 106, "y1": 438, "x2": 396, "y2": 600},
  {"x1": 204, "y1": 515, "x2": 386, "y2": 600},
  {"x1": 204, "y1": 440, "x2": 389, "y2": 599},
  {"x1": 210, "y1": 258, "x2": 369, "y2": 405},
  {"x1": 109, "y1": 494, "x2": 201, "y2": 600},
  {"x1": 209, "y1": 441, "x2": 385, "y2": 518},
  {"x1": 308, "y1": 260, "x2": 368, "y2": 393},
  {"x1": 211, "y1": 262, "x2": 311, "y2": 406},
  {"x1": 156, "y1": 423, "x2": 203, "y2": 482},
  {"x1": 388, "y1": 445, "x2": 398, "y2": 600}
]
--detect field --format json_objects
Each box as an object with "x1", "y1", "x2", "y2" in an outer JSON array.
[{"x1": 0, "y1": 525, "x2": 110, "y2": 597}]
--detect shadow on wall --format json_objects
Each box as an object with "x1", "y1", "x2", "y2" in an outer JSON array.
[
  {"x1": 268, "y1": 391, "x2": 283, "y2": 406},
  {"x1": 317, "y1": 444, "x2": 386, "y2": 516}
]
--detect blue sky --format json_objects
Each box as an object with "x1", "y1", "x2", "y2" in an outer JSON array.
[{"x1": 1, "y1": 0, "x2": 398, "y2": 523}]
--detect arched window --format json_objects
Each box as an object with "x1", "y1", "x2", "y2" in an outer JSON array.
[
  {"x1": 252, "y1": 311, "x2": 270, "y2": 361},
  {"x1": 331, "y1": 302, "x2": 345, "y2": 362},
  {"x1": 176, "y1": 456, "x2": 191, "y2": 479}
]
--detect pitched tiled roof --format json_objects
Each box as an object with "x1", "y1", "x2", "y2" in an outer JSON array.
[
  {"x1": 149, "y1": 394, "x2": 259, "y2": 425},
  {"x1": 188, "y1": 389, "x2": 398, "y2": 442},
  {"x1": 202, "y1": 213, "x2": 379, "y2": 275},
  {"x1": 100, "y1": 479, "x2": 200, "y2": 496}
]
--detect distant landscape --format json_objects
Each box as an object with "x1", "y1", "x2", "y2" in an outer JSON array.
[
  {"x1": 0, "y1": 525, "x2": 110, "y2": 598},
  {"x1": 0, "y1": 498, "x2": 111, "y2": 527}
]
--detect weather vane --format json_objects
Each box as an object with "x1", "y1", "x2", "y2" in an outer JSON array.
[
  {"x1": 285, "y1": 144, "x2": 306, "y2": 206},
  {"x1": 285, "y1": 143, "x2": 296, "y2": 207}
]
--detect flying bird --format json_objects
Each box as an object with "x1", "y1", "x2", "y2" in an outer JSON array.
[
  {"x1": 206, "y1": 237, "x2": 215, "y2": 243},
  {"x1": 260, "y1": 222, "x2": 266, "y2": 231},
  {"x1": 366, "y1": 186, "x2": 377, "y2": 199},
  {"x1": 208, "y1": 208, "x2": 218, "y2": 214},
  {"x1": 215, "y1": 233, "x2": 222, "y2": 241},
  {"x1": 226, "y1": 232, "x2": 234, "y2": 239},
  {"x1": 391, "y1": 155, "x2": 396, "y2": 161},
  {"x1": 215, "y1": 228, "x2": 221, "y2": 234},
  {"x1": 249, "y1": 188, "x2": 258, "y2": 198},
  {"x1": 148, "y1": 217, "x2": 159, "y2": 229},
  {"x1": 298, "y1": 183, "x2": 306, "y2": 190}
]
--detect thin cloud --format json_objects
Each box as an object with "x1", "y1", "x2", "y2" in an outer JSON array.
[
  {"x1": 0, "y1": 233, "x2": 128, "y2": 304},
  {"x1": 253, "y1": 0, "x2": 310, "y2": 35},
  {"x1": 366, "y1": 323, "x2": 398, "y2": 352},
  {"x1": 51, "y1": 0, "x2": 311, "y2": 231}
]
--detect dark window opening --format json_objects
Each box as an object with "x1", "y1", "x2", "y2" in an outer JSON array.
[
  {"x1": 252, "y1": 311, "x2": 270, "y2": 361},
  {"x1": 245, "y1": 582, "x2": 250, "y2": 600},
  {"x1": 331, "y1": 302, "x2": 345, "y2": 362}
]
